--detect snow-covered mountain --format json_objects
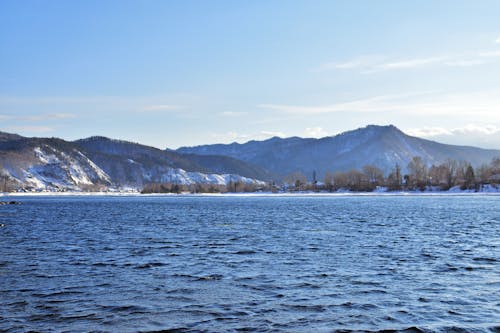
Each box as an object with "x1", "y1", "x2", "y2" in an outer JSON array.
[
  {"x1": 2, "y1": 125, "x2": 499, "y2": 191},
  {"x1": 178, "y1": 125, "x2": 500, "y2": 180},
  {"x1": 0, "y1": 134, "x2": 267, "y2": 192}
]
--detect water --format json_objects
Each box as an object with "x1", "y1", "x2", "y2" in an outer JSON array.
[{"x1": 0, "y1": 195, "x2": 499, "y2": 332}]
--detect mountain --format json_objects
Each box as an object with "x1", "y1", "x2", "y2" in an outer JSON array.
[
  {"x1": 0, "y1": 133, "x2": 268, "y2": 192},
  {"x1": 177, "y1": 125, "x2": 500, "y2": 180}
]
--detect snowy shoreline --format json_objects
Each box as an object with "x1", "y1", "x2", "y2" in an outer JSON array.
[{"x1": 2, "y1": 188, "x2": 500, "y2": 198}]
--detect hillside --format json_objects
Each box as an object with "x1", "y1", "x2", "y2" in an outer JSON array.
[
  {"x1": 0, "y1": 133, "x2": 268, "y2": 191},
  {"x1": 177, "y1": 125, "x2": 500, "y2": 180}
]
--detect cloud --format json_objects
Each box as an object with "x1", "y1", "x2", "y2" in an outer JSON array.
[
  {"x1": 260, "y1": 130, "x2": 285, "y2": 138},
  {"x1": 140, "y1": 105, "x2": 184, "y2": 112},
  {"x1": 259, "y1": 89, "x2": 500, "y2": 117},
  {"x1": 209, "y1": 131, "x2": 251, "y2": 142},
  {"x1": 478, "y1": 50, "x2": 500, "y2": 58},
  {"x1": 405, "y1": 124, "x2": 500, "y2": 148},
  {"x1": 314, "y1": 55, "x2": 383, "y2": 72},
  {"x1": 374, "y1": 57, "x2": 446, "y2": 71},
  {"x1": 318, "y1": 55, "x2": 447, "y2": 73},
  {"x1": 321, "y1": 48, "x2": 500, "y2": 74},
  {"x1": 496, "y1": 37, "x2": 500, "y2": 43},
  {"x1": 4, "y1": 125, "x2": 54, "y2": 133},
  {"x1": 405, "y1": 127, "x2": 453, "y2": 137},
  {"x1": 304, "y1": 127, "x2": 329, "y2": 138},
  {"x1": 449, "y1": 124, "x2": 500, "y2": 135},
  {"x1": 258, "y1": 92, "x2": 434, "y2": 115},
  {"x1": 444, "y1": 59, "x2": 485, "y2": 67},
  {"x1": 406, "y1": 124, "x2": 500, "y2": 138},
  {"x1": 209, "y1": 130, "x2": 286, "y2": 144},
  {"x1": 0, "y1": 113, "x2": 76, "y2": 122},
  {"x1": 23, "y1": 113, "x2": 76, "y2": 121},
  {"x1": 0, "y1": 95, "x2": 193, "y2": 116},
  {"x1": 219, "y1": 111, "x2": 248, "y2": 117}
]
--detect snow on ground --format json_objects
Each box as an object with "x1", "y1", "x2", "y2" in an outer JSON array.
[
  {"x1": 10, "y1": 147, "x2": 265, "y2": 192},
  {"x1": 160, "y1": 168, "x2": 266, "y2": 186},
  {"x1": 18, "y1": 147, "x2": 112, "y2": 191}
]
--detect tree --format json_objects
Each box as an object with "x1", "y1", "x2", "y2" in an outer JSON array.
[
  {"x1": 362, "y1": 164, "x2": 384, "y2": 189},
  {"x1": 455, "y1": 160, "x2": 470, "y2": 185},
  {"x1": 284, "y1": 172, "x2": 307, "y2": 191},
  {"x1": 333, "y1": 171, "x2": 348, "y2": 190},
  {"x1": 442, "y1": 159, "x2": 458, "y2": 189},
  {"x1": 407, "y1": 156, "x2": 428, "y2": 190},
  {"x1": 463, "y1": 164, "x2": 476, "y2": 190},
  {"x1": 346, "y1": 169, "x2": 365, "y2": 191},
  {"x1": 324, "y1": 171, "x2": 334, "y2": 192},
  {"x1": 428, "y1": 164, "x2": 450, "y2": 188},
  {"x1": 491, "y1": 157, "x2": 500, "y2": 173},
  {"x1": 387, "y1": 163, "x2": 402, "y2": 191},
  {"x1": 475, "y1": 164, "x2": 491, "y2": 185}
]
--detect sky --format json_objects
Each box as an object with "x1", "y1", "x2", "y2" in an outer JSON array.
[{"x1": 1, "y1": 0, "x2": 500, "y2": 149}]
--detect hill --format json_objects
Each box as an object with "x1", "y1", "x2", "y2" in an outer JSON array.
[
  {"x1": 177, "y1": 125, "x2": 500, "y2": 180},
  {"x1": 0, "y1": 133, "x2": 268, "y2": 191}
]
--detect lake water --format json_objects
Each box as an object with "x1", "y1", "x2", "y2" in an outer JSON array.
[{"x1": 0, "y1": 195, "x2": 499, "y2": 332}]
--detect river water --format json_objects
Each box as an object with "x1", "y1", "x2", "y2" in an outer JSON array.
[{"x1": 0, "y1": 195, "x2": 499, "y2": 332}]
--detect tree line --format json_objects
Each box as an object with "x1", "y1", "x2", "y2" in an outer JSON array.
[
  {"x1": 284, "y1": 157, "x2": 500, "y2": 192},
  {"x1": 141, "y1": 181, "x2": 270, "y2": 194},
  {"x1": 142, "y1": 156, "x2": 500, "y2": 194}
]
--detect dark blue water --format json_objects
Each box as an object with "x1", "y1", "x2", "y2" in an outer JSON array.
[{"x1": 0, "y1": 195, "x2": 499, "y2": 332}]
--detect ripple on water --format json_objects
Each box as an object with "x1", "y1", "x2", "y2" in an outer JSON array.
[{"x1": 0, "y1": 196, "x2": 499, "y2": 332}]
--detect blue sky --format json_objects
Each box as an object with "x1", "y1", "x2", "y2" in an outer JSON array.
[{"x1": 1, "y1": 0, "x2": 500, "y2": 148}]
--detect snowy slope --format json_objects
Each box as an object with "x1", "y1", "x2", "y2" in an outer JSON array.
[
  {"x1": 0, "y1": 133, "x2": 266, "y2": 192},
  {"x1": 4, "y1": 145, "x2": 112, "y2": 191}
]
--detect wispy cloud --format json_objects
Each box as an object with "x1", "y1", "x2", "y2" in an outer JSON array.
[
  {"x1": 405, "y1": 124, "x2": 500, "y2": 148},
  {"x1": 139, "y1": 104, "x2": 184, "y2": 112},
  {"x1": 444, "y1": 59, "x2": 485, "y2": 67},
  {"x1": 304, "y1": 127, "x2": 330, "y2": 138},
  {"x1": 3, "y1": 125, "x2": 54, "y2": 133},
  {"x1": 209, "y1": 131, "x2": 251, "y2": 142},
  {"x1": 496, "y1": 37, "x2": 500, "y2": 43},
  {"x1": 219, "y1": 111, "x2": 248, "y2": 117},
  {"x1": 313, "y1": 55, "x2": 383, "y2": 72},
  {"x1": 406, "y1": 124, "x2": 500, "y2": 137},
  {"x1": 260, "y1": 130, "x2": 285, "y2": 138},
  {"x1": 478, "y1": 50, "x2": 500, "y2": 58},
  {"x1": 23, "y1": 113, "x2": 76, "y2": 121},
  {"x1": 0, "y1": 113, "x2": 76, "y2": 122},
  {"x1": 0, "y1": 95, "x2": 192, "y2": 115},
  {"x1": 259, "y1": 89, "x2": 500, "y2": 117},
  {"x1": 318, "y1": 48, "x2": 500, "y2": 73},
  {"x1": 209, "y1": 130, "x2": 287, "y2": 144},
  {"x1": 375, "y1": 57, "x2": 446, "y2": 71},
  {"x1": 259, "y1": 92, "x2": 435, "y2": 115}
]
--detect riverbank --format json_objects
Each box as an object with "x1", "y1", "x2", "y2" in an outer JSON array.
[{"x1": 2, "y1": 186, "x2": 500, "y2": 197}]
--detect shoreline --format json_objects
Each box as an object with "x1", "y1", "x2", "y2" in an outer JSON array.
[{"x1": 2, "y1": 190, "x2": 500, "y2": 197}]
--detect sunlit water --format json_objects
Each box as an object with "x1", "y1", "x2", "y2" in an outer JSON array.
[{"x1": 1, "y1": 195, "x2": 499, "y2": 332}]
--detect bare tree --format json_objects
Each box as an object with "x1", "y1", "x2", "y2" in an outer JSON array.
[
  {"x1": 324, "y1": 171, "x2": 334, "y2": 192},
  {"x1": 362, "y1": 164, "x2": 384, "y2": 189},
  {"x1": 387, "y1": 163, "x2": 402, "y2": 191},
  {"x1": 407, "y1": 156, "x2": 428, "y2": 190},
  {"x1": 333, "y1": 171, "x2": 348, "y2": 190}
]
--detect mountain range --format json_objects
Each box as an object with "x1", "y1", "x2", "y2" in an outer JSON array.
[
  {"x1": 1, "y1": 125, "x2": 499, "y2": 191},
  {"x1": 178, "y1": 125, "x2": 500, "y2": 180},
  {"x1": 0, "y1": 134, "x2": 269, "y2": 192}
]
